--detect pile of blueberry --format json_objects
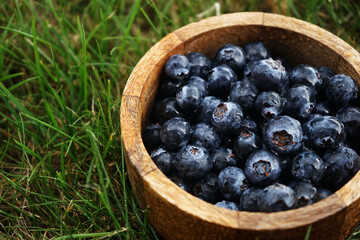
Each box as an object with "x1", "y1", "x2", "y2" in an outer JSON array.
[{"x1": 142, "y1": 42, "x2": 360, "y2": 212}]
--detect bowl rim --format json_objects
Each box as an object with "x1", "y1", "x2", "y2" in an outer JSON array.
[{"x1": 121, "y1": 12, "x2": 360, "y2": 232}]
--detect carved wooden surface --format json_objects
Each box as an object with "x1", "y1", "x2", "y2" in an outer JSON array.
[{"x1": 120, "y1": 12, "x2": 360, "y2": 240}]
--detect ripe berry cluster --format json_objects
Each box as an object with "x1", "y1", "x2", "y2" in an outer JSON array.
[{"x1": 142, "y1": 42, "x2": 360, "y2": 212}]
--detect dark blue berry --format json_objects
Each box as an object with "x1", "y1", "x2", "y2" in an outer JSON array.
[
  {"x1": 273, "y1": 57, "x2": 292, "y2": 73},
  {"x1": 215, "y1": 44, "x2": 246, "y2": 74},
  {"x1": 187, "y1": 76, "x2": 209, "y2": 97},
  {"x1": 160, "y1": 117, "x2": 191, "y2": 150},
  {"x1": 323, "y1": 146, "x2": 360, "y2": 190},
  {"x1": 289, "y1": 181, "x2": 319, "y2": 207},
  {"x1": 208, "y1": 65, "x2": 238, "y2": 98},
  {"x1": 283, "y1": 85, "x2": 315, "y2": 120},
  {"x1": 153, "y1": 98, "x2": 184, "y2": 124},
  {"x1": 168, "y1": 173, "x2": 193, "y2": 193},
  {"x1": 291, "y1": 151, "x2": 325, "y2": 183},
  {"x1": 336, "y1": 106, "x2": 360, "y2": 139},
  {"x1": 243, "y1": 60, "x2": 259, "y2": 80},
  {"x1": 317, "y1": 66, "x2": 335, "y2": 83},
  {"x1": 325, "y1": 74, "x2": 359, "y2": 109},
  {"x1": 240, "y1": 117, "x2": 259, "y2": 135},
  {"x1": 150, "y1": 147, "x2": 174, "y2": 174},
  {"x1": 289, "y1": 64, "x2": 322, "y2": 93},
  {"x1": 165, "y1": 54, "x2": 190, "y2": 81},
  {"x1": 187, "y1": 52, "x2": 212, "y2": 79},
  {"x1": 234, "y1": 130, "x2": 261, "y2": 161},
  {"x1": 191, "y1": 123, "x2": 221, "y2": 151},
  {"x1": 318, "y1": 188, "x2": 332, "y2": 200},
  {"x1": 252, "y1": 58, "x2": 287, "y2": 92},
  {"x1": 211, "y1": 101, "x2": 243, "y2": 134},
  {"x1": 244, "y1": 42, "x2": 270, "y2": 62},
  {"x1": 215, "y1": 200, "x2": 239, "y2": 210},
  {"x1": 244, "y1": 150, "x2": 281, "y2": 187},
  {"x1": 158, "y1": 78, "x2": 184, "y2": 98},
  {"x1": 218, "y1": 167, "x2": 249, "y2": 201},
  {"x1": 229, "y1": 80, "x2": 259, "y2": 114},
  {"x1": 175, "y1": 145, "x2": 212, "y2": 180},
  {"x1": 318, "y1": 66, "x2": 335, "y2": 95},
  {"x1": 192, "y1": 172, "x2": 222, "y2": 203},
  {"x1": 142, "y1": 123, "x2": 161, "y2": 151},
  {"x1": 255, "y1": 91, "x2": 283, "y2": 120},
  {"x1": 263, "y1": 115, "x2": 303, "y2": 155},
  {"x1": 239, "y1": 187, "x2": 262, "y2": 212},
  {"x1": 196, "y1": 96, "x2": 222, "y2": 124},
  {"x1": 176, "y1": 85, "x2": 202, "y2": 111},
  {"x1": 211, "y1": 147, "x2": 238, "y2": 173},
  {"x1": 304, "y1": 115, "x2": 345, "y2": 148},
  {"x1": 258, "y1": 183, "x2": 297, "y2": 212}
]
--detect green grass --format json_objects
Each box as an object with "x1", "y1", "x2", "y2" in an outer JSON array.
[{"x1": 0, "y1": 0, "x2": 360, "y2": 239}]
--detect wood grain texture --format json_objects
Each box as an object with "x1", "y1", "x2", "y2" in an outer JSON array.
[{"x1": 120, "y1": 12, "x2": 360, "y2": 240}]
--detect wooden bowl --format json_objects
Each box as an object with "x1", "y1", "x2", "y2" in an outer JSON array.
[{"x1": 120, "y1": 12, "x2": 360, "y2": 240}]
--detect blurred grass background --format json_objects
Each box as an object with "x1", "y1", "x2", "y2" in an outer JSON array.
[{"x1": 0, "y1": 0, "x2": 360, "y2": 239}]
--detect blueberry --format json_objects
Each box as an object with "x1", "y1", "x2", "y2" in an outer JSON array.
[
  {"x1": 244, "y1": 149, "x2": 281, "y2": 187},
  {"x1": 211, "y1": 101, "x2": 243, "y2": 134},
  {"x1": 336, "y1": 106, "x2": 360, "y2": 139},
  {"x1": 215, "y1": 200, "x2": 239, "y2": 210},
  {"x1": 191, "y1": 123, "x2": 221, "y2": 151},
  {"x1": 234, "y1": 130, "x2": 261, "y2": 161},
  {"x1": 150, "y1": 147, "x2": 174, "y2": 174},
  {"x1": 317, "y1": 66, "x2": 335, "y2": 83},
  {"x1": 263, "y1": 115, "x2": 303, "y2": 155},
  {"x1": 218, "y1": 167, "x2": 249, "y2": 201},
  {"x1": 168, "y1": 173, "x2": 193, "y2": 193},
  {"x1": 192, "y1": 172, "x2": 222, "y2": 203},
  {"x1": 240, "y1": 117, "x2": 259, "y2": 135},
  {"x1": 283, "y1": 85, "x2": 315, "y2": 120},
  {"x1": 158, "y1": 78, "x2": 185, "y2": 99},
  {"x1": 196, "y1": 96, "x2": 222, "y2": 124},
  {"x1": 304, "y1": 115, "x2": 345, "y2": 148},
  {"x1": 160, "y1": 117, "x2": 191, "y2": 150},
  {"x1": 322, "y1": 146, "x2": 360, "y2": 190},
  {"x1": 208, "y1": 65, "x2": 238, "y2": 98},
  {"x1": 243, "y1": 42, "x2": 270, "y2": 62},
  {"x1": 325, "y1": 74, "x2": 359, "y2": 109},
  {"x1": 142, "y1": 123, "x2": 161, "y2": 151},
  {"x1": 187, "y1": 76, "x2": 209, "y2": 97},
  {"x1": 187, "y1": 52, "x2": 212, "y2": 79},
  {"x1": 291, "y1": 151, "x2": 325, "y2": 183},
  {"x1": 243, "y1": 60, "x2": 259, "y2": 80},
  {"x1": 239, "y1": 187, "x2": 262, "y2": 212},
  {"x1": 153, "y1": 98, "x2": 184, "y2": 124},
  {"x1": 211, "y1": 147, "x2": 238, "y2": 173},
  {"x1": 165, "y1": 54, "x2": 190, "y2": 81},
  {"x1": 289, "y1": 64, "x2": 322, "y2": 93},
  {"x1": 228, "y1": 80, "x2": 259, "y2": 114},
  {"x1": 176, "y1": 84, "x2": 202, "y2": 111},
  {"x1": 289, "y1": 181, "x2": 319, "y2": 207},
  {"x1": 273, "y1": 57, "x2": 292, "y2": 73},
  {"x1": 252, "y1": 58, "x2": 287, "y2": 92},
  {"x1": 258, "y1": 183, "x2": 297, "y2": 212},
  {"x1": 255, "y1": 91, "x2": 283, "y2": 120},
  {"x1": 175, "y1": 145, "x2": 212, "y2": 180},
  {"x1": 318, "y1": 188, "x2": 332, "y2": 200},
  {"x1": 215, "y1": 44, "x2": 246, "y2": 74},
  {"x1": 317, "y1": 66, "x2": 335, "y2": 95}
]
